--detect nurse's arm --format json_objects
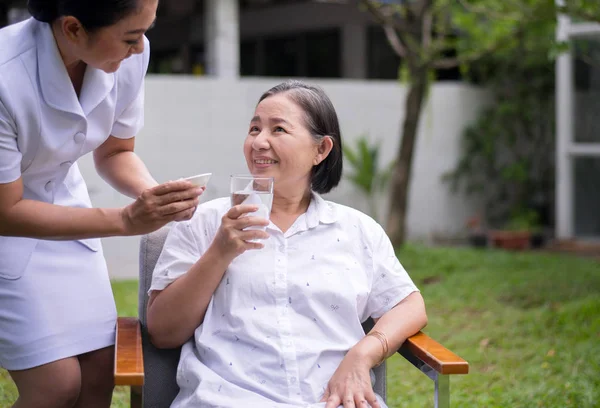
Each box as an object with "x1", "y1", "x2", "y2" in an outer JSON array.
[
  {"x1": 0, "y1": 178, "x2": 125, "y2": 239},
  {"x1": 94, "y1": 135, "x2": 158, "y2": 199}
]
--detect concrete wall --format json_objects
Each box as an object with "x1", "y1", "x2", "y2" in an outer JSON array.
[{"x1": 77, "y1": 77, "x2": 489, "y2": 279}]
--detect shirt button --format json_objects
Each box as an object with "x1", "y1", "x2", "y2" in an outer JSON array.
[
  {"x1": 74, "y1": 132, "x2": 86, "y2": 143},
  {"x1": 45, "y1": 181, "x2": 54, "y2": 192},
  {"x1": 60, "y1": 161, "x2": 73, "y2": 169}
]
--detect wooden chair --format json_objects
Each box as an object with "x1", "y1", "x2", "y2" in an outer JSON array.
[{"x1": 114, "y1": 226, "x2": 469, "y2": 408}]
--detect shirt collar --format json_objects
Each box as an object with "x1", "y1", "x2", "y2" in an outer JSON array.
[
  {"x1": 305, "y1": 192, "x2": 337, "y2": 229},
  {"x1": 36, "y1": 21, "x2": 114, "y2": 117}
]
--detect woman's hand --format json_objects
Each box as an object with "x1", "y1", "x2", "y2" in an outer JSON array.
[
  {"x1": 210, "y1": 204, "x2": 269, "y2": 261},
  {"x1": 120, "y1": 180, "x2": 203, "y2": 236},
  {"x1": 321, "y1": 349, "x2": 381, "y2": 408}
]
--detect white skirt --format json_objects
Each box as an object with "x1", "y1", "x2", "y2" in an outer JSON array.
[{"x1": 0, "y1": 239, "x2": 117, "y2": 370}]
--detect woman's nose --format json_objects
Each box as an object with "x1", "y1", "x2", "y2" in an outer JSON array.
[{"x1": 252, "y1": 131, "x2": 270, "y2": 150}]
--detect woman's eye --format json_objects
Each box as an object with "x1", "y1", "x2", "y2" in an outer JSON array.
[
  {"x1": 249, "y1": 126, "x2": 260, "y2": 133},
  {"x1": 274, "y1": 126, "x2": 286, "y2": 133},
  {"x1": 125, "y1": 39, "x2": 140, "y2": 45}
]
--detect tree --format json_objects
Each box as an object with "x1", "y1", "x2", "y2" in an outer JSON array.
[{"x1": 358, "y1": 0, "x2": 594, "y2": 247}]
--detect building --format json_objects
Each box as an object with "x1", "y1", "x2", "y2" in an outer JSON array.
[
  {"x1": 1, "y1": 0, "x2": 461, "y2": 81},
  {"x1": 556, "y1": 6, "x2": 600, "y2": 239}
]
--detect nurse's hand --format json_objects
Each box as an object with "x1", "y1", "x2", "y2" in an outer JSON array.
[
  {"x1": 210, "y1": 204, "x2": 269, "y2": 261},
  {"x1": 120, "y1": 180, "x2": 203, "y2": 236}
]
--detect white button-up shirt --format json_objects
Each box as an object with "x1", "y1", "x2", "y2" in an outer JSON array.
[
  {"x1": 151, "y1": 194, "x2": 419, "y2": 408},
  {"x1": 0, "y1": 18, "x2": 149, "y2": 279}
]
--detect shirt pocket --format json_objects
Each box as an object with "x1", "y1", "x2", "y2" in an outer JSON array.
[{"x1": 0, "y1": 236, "x2": 38, "y2": 280}]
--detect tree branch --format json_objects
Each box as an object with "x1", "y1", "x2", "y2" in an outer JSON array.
[
  {"x1": 383, "y1": 23, "x2": 408, "y2": 58},
  {"x1": 422, "y1": 8, "x2": 433, "y2": 50},
  {"x1": 360, "y1": 0, "x2": 411, "y2": 58}
]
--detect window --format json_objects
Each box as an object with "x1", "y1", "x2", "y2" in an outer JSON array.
[
  {"x1": 306, "y1": 29, "x2": 340, "y2": 78},
  {"x1": 573, "y1": 37, "x2": 600, "y2": 143},
  {"x1": 367, "y1": 25, "x2": 401, "y2": 80},
  {"x1": 242, "y1": 29, "x2": 341, "y2": 78},
  {"x1": 264, "y1": 34, "x2": 300, "y2": 76}
]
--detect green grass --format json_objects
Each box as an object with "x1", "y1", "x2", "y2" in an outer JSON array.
[{"x1": 1, "y1": 246, "x2": 598, "y2": 407}]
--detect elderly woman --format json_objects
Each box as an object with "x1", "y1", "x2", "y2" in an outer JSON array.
[{"x1": 147, "y1": 80, "x2": 427, "y2": 408}]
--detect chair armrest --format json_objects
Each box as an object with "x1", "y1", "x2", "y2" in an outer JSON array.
[
  {"x1": 114, "y1": 317, "x2": 145, "y2": 386},
  {"x1": 398, "y1": 331, "x2": 469, "y2": 375}
]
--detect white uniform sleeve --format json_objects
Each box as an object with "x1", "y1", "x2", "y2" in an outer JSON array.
[
  {"x1": 149, "y1": 205, "x2": 219, "y2": 293},
  {"x1": 110, "y1": 36, "x2": 150, "y2": 139},
  {"x1": 0, "y1": 99, "x2": 21, "y2": 184},
  {"x1": 365, "y1": 223, "x2": 419, "y2": 319}
]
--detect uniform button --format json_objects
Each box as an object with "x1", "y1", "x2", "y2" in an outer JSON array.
[
  {"x1": 74, "y1": 132, "x2": 86, "y2": 143},
  {"x1": 45, "y1": 181, "x2": 54, "y2": 192},
  {"x1": 60, "y1": 161, "x2": 73, "y2": 169}
]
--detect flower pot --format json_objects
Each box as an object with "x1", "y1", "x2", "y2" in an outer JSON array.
[{"x1": 489, "y1": 230, "x2": 532, "y2": 250}]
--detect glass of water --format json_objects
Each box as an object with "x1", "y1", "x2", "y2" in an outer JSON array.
[{"x1": 230, "y1": 175, "x2": 274, "y2": 238}]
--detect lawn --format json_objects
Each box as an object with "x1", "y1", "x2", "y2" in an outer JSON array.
[{"x1": 1, "y1": 245, "x2": 598, "y2": 407}]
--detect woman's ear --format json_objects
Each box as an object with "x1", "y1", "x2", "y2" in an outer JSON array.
[
  {"x1": 313, "y1": 136, "x2": 334, "y2": 166},
  {"x1": 60, "y1": 16, "x2": 88, "y2": 45}
]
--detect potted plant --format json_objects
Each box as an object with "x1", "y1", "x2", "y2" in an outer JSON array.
[{"x1": 489, "y1": 208, "x2": 541, "y2": 251}]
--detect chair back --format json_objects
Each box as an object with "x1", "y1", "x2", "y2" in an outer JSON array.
[{"x1": 138, "y1": 225, "x2": 386, "y2": 407}]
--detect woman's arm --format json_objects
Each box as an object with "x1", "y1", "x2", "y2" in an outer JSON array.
[
  {"x1": 146, "y1": 204, "x2": 270, "y2": 349},
  {"x1": 351, "y1": 291, "x2": 428, "y2": 367},
  {"x1": 94, "y1": 135, "x2": 158, "y2": 198},
  {"x1": 146, "y1": 243, "x2": 233, "y2": 348},
  {"x1": 323, "y1": 291, "x2": 427, "y2": 408}
]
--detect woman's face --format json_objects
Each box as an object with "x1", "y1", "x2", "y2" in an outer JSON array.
[
  {"x1": 245, "y1": 94, "x2": 330, "y2": 196},
  {"x1": 69, "y1": 0, "x2": 158, "y2": 73}
]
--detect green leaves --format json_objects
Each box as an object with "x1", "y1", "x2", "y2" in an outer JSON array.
[{"x1": 343, "y1": 135, "x2": 395, "y2": 220}]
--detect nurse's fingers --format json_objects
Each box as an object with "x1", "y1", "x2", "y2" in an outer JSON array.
[
  {"x1": 153, "y1": 187, "x2": 204, "y2": 206},
  {"x1": 150, "y1": 180, "x2": 194, "y2": 196},
  {"x1": 157, "y1": 197, "x2": 199, "y2": 216},
  {"x1": 169, "y1": 206, "x2": 197, "y2": 222}
]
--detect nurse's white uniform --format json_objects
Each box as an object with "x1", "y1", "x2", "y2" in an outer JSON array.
[{"x1": 0, "y1": 18, "x2": 149, "y2": 370}]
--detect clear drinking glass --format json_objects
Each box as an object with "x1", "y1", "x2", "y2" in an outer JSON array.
[{"x1": 230, "y1": 175, "x2": 274, "y2": 237}]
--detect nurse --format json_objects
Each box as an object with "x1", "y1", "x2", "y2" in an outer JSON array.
[{"x1": 0, "y1": 0, "x2": 200, "y2": 407}]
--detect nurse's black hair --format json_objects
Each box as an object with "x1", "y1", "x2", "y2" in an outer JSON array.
[{"x1": 27, "y1": 0, "x2": 142, "y2": 31}]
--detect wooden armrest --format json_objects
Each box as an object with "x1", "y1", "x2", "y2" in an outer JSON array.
[
  {"x1": 114, "y1": 317, "x2": 145, "y2": 386},
  {"x1": 398, "y1": 331, "x2": 469, "y2": 375}
]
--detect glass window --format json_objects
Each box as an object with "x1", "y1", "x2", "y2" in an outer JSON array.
[
  {"x1": 367, "y1": 25, "x2": 401, "y2": 80},
  {"x1": 306, "y1": 29, "x2": 341, "y2": 78},
  {"x1": 241, "y1": 40, "x2": 259, "y2": 76},
  {"x1": 264, "y1": 34, "x2": 300, "y2": 77},
  {"x1": 573, "y1": 37, "x2": 600, "y2": 143},
  {"x1": 574, "y1": 157, "x2": 600, "y2": 237}
]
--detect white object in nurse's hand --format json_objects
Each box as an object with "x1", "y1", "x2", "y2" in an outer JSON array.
[{"x1": 183, "y1": 173, "x2": 212, "y2": 188}]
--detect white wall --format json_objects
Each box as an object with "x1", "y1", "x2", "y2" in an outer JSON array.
[{"x1": 78, "y1": 77, "x2": 489, "y2": 279}]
